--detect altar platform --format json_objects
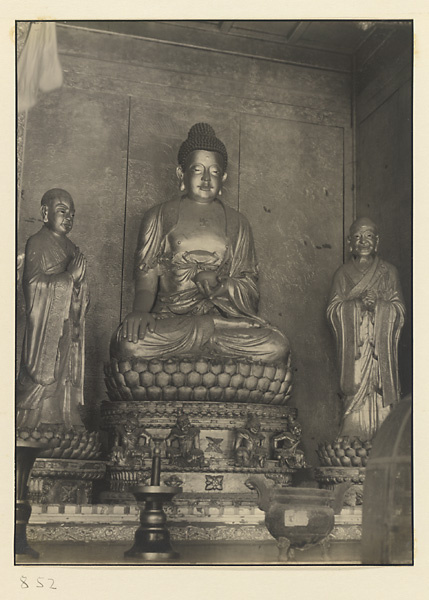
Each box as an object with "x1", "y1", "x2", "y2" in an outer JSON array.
[
  {"x1": 18, "y1": 503, "x2": 362, "y2": 565},
  {"x1": 16, "y1": 539, "x2": 361, "y2": 566}
]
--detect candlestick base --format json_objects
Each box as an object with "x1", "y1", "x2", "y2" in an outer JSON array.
[
  {"x1": 15, "y1": 441, "x2": 47, "y2": 559},
  {"x1": 125, "y1": 485, "x2": 182, "y2": 561}
]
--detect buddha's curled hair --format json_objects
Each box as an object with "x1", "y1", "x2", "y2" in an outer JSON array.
[{"x1": 178, "y1": 122, "x2": 228, "y2": 171}]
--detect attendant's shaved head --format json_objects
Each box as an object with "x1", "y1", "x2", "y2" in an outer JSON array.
[
  {"x1": 41, "y1": 188, "x2": 74, "y2": 208},
  {"x1": 349, "y1": 217, "x2": 378, "y2": 236}
]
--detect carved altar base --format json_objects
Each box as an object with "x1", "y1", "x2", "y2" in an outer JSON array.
[
  {"x1": 98, "y1": 398, "x2": 302, "y2": 534},
  {"x1": 28, "y1": 458, "x2": 107, "y2": 505},
  {"x1": 25, "y1": 502, "x2": 362, "y2": 547}
]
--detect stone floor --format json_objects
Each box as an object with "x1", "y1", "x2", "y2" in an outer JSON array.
[{"x1": 16, "y1": 540, "x2": 362, "y2": 565}]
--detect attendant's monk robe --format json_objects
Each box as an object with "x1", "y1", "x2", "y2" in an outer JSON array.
[
  {"x1": 327, "y1": 218, "x2": 405, "y2": 440},
  {"x1": 16, "y1": 190, "x2": 89, "y2": 430}
]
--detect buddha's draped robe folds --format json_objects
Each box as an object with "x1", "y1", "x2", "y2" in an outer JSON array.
[
  {"x1": 16, "y1": 226, "x2": 89, "y2": 430},
  {"x1": 327, "y1": 256, "x2": 405, "y2": 439},
  {"x1": 112, "y1": 199, "x2": 289, "y2": 363}
]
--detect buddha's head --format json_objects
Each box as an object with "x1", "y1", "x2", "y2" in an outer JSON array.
[
  {"x1": 41, "y1": 188, "x2": 75, "y2": 237},
  {"x1": 348, "y1": 217, "x2": 379, "y2": 258},
  {"x1": 176, "y1": 123, "x2": 228, "y2": 203}
]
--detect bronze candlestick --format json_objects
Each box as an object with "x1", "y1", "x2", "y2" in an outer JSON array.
[
  {"x1": 125, "y1": 438, "x2": 182, "y2": 561},
  {"x1": 15, "y1": 440, "x2": 47, "y2": 558}
]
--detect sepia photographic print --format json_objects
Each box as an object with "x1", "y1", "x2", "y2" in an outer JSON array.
[{"x1": 9, "y1": 4, "x2": 424, "y2": 595}]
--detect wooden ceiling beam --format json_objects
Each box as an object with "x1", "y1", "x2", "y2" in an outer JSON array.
[
  {"x1": 59, "y1": 21, "x2": 352, "y2": 72},
  {"x1": 219, "y1": 21, "x2": 234, "y2": 34},
  {"x1": 286, "y1": 21, "x2": 311, "y2": 44}
]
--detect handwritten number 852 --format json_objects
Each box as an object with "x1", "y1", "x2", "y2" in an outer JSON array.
[{"x1": 20, "y1": 576, "x2": 57, "y2": 589}]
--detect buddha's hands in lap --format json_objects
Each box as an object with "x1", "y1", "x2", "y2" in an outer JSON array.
[
  {"x1": 194, "y1": 271, "x2": 226, "y2": 300},
  {"x1": 195, "y1": 272, "x2": 261, "y2": 328},
  {"x1": 121, "y1": 311, "x2": 156, "y2": 343}
]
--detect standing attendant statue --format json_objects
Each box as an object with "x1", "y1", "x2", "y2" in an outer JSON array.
[
  {"x1": 16, "y1": 189, "x2": 90, "y2": 434},
  {"x1": 111, "y1": 122, "x2": 289, "y2": 364},
  {"x1": 327, "y1": 218, "x2": 405, "y2": 441}
]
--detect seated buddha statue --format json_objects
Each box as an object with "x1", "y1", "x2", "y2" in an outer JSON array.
[{"x1": 110, "y1": 123, "x2": 289, "y2": 365}]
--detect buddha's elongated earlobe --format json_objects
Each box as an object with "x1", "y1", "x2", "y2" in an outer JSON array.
[
  {"x1": 176, "y1": 165, "x2": 185, "y2": 191},
  {"x1": 219, "y1": 171, "x2": 227, "y2": 196}
]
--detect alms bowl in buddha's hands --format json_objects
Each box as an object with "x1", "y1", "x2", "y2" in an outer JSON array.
[{"x1": 193, "y1": 270, "x2": 219, "y2": 289}]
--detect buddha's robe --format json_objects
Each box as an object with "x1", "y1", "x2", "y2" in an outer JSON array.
[
  {"x1": 16, "y1": 226, "x2": 89, "y2": 430},
  {"x1": 112, "y1": 198, "x2": 288, "y2": 363},
  {"x1": 327, "y1": 256, "x2": 405, "y2": 440}
]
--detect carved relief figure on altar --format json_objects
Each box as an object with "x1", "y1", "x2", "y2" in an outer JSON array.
[
  {"x1": 272, "y1": 415, "x2": 308, "y2": 469},
  {"x1": 233, "y1": 413, "x2": 267, "y2": 467},
  {"x1": 110, "y1": 123, "x2": 289, "y2": 365},
  {"x1": 110, "y1": 422, "x2": 152, "y2": 468},
  {"x1": 16, "y1": 189, "x2": 90, "y2": 433},
  {"x1": 165, "y1": 413, "x2": 205, "y2": 467},
  {"x1": 327, "y1": 217, "x2": 405, "y2": 441}
]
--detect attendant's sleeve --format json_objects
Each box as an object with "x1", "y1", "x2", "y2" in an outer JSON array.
[
  {"x1": 374, "y1": 263, "x2": 406, "y2": 405},
  {"x1": 326, "y1": 268, "x2": 346, "y2": 324},
  {"x1": 326, "y1": 266, "x2": 361, "y2": 396},
  {"x1": 376, "y1": 263, "x2": 406, "y2": 330},
  {"x1": 386, "y1": 265, "x2": 406, "y2": 309},
  {"x1": 22, "y1": 235, "x2": 74, "y2": 385}
]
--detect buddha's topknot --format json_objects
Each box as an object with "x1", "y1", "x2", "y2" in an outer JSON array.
[{"x1": 178, "y1": 123, "x2": 228, "y2": 171}]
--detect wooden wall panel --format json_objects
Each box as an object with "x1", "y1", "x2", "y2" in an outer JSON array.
[
  {"x1": 239, "y1": 114, "x2": 345, "y2": 458},
  {"x1": 57, "y1": 25, "x2": 351, "y2": 117}
]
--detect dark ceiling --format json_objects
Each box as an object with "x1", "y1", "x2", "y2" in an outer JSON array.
[
  {"x1": 60, "y1": 20, "x2": 412, "y2": 73},
  {"x1": 163, "y1": 20, "x2": 377, "y2": 54}
]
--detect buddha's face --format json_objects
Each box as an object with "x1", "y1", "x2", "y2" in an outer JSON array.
[
  {"x1": 349, "y1": 225, "x2": 378, "y2": 257},
  {"x1": 42, "y1": 195, "x2": 75, "y2": 237},
  {"x1": 178, "y1": 150, "x2": 227, "y2": 202}
]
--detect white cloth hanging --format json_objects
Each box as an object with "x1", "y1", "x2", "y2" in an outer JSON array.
[{"x1": 18, "y1": 22, "x2": 63, "y2": 112}]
